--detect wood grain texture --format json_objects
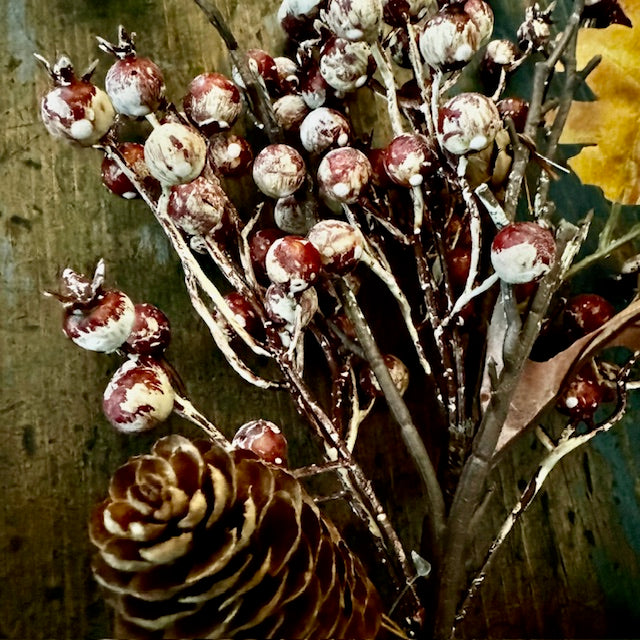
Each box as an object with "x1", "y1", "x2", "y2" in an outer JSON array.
[{"x1": 1, "y1": 1, "x2": 639, "y2": 638}]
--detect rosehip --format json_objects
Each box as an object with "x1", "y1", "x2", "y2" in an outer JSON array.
[
  {"x1": 144, "y1": 122, "x2": 207, "y2": 186},
  {"x1": 103, "y1": 357, "x2": 174, "y2": 433},
  {"x1": 167, "y1": 175, "x2": 227, "y2": 237},
  {"x1": 299, "y1": 107, "x2": 351, "y2": 154},
  {"x1": 463, "y1": 0, "x2": 494, "y2": 45},
  {"x1": 232, "y1": 419, "x2": 288, "y2": 466},
  {"x1": 274, "y1": 56, "x2": 300, "y2": 94},
  {"x1": 98, "y1": 26, "x2": 165, "y2": 118},
  {"x1": 47, "y1": 260, "x2": 135, "y2": 353},
  {"x1": 265, "y1": 235, "x2": 323, "y2": 293},
  {"x1": 564, "y1": 293, "x2": 615, "y2": 336},
  {"x1": 207, "y1": 133, "x2": 253, "y2": 177},
  {"x1": 438, "y1": 92, "x2": 502, "y2": 154},
  {"x1": 490, "y1": 222, "x2": 556, "y2": 284},
  {"x1": 252, "y1": 144, "x2": 306, "y2": 199},
  {"x1": 307, "y1": 219, "x2": 363, "y2": 274},
  {"x1": 383, "y1": 133, "x2": 437, "y2": 187},
  {"x1": 123, "y1": 303, "x2": 171, "y2": 355},
  {"x1": 37, "y1": 55, "x2": 115, "y2": 146},
  {"x1": 182, "y1": 72, "x2": 242, "y2": 135},
  {"x1": 317, "y1": 146, "x2": 372, "y2": 204}
]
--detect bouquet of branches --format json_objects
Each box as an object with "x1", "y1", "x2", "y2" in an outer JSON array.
[{"x1": 35, "y1": 0, "x2": 640, "y2": 637}]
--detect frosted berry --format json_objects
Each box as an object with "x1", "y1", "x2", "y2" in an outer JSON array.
[
  {"x1": 481, "y1": 39, "x2": 520, "y2": 89},
  {"x1": 518, "y1": 4, "x2": 553, "y2": 52},
  {"x1": 273, "y1": 94, "x2": 310, "y2": 132},
  {"x1": 274, "y1": 195, "x2": 315, "y2": 235},
  {"x1": 490, "y1": 221, "x2": 556, "y2": 284},
  {"x1": 299, "y1": 107, "x2": 351, "y2": 154},
  {"x1": 264, "y1": 284, "x2": 319, "y2": 332},
  {"x1": 232, "y1": 419, "x2": 289, "y2": 466},
  {"x1": 300, "y1": 59, "x2": 331, "y2": 109},
  {"x1": 207, "y1": 133, "x2": 253, "y2": 177},
  {"x1": 419, "y1": 8, "x2": 481, "y2": 71},
  {"x1": 322, "y1": 0, "x2": 383, "y2": 42},
  {"x1": 317, "y1": 146, "x2": 372, "y2": 204},
  {"x1": 265, "y1": 235, "x2": 323, "y2": 293},
  {"x1": 183, "y1": 72, "x2": 242, "y2": 134},
  {"x1": 565, "y1": 293, "x2": 615, "y2": 336},
  {"x1": 496, "y1": 97, "x2": 529, "y2": 132},
  {"x1": 37, "y1": 55, "x2": 115, "y2": 146},
  {"x1": 557, "y1": 371, "x2": 604, "y2": 423},
  {"x1": 274, "y1": 56, "x2": 300, "y2": 94},
  {"x1": 103, "y1": 357, "x2": 174, "y2": 433},
  {"x1": 47, "y1": 260, "x2": 135, "y2": 353},
  {"x1": 123, "y1": 303, "x2": 171, "y2": 355},
  {"x1": 359, "y1": 354, "x2": 410, "y2": 399},
  {"x1": 167, "y1": 175, "x2": 227, "y2": 237},
  {"x1": 253, "y1": 144, "x2": 306, "y2": 199},
  {"x1": 249, "y1": 228, "x2": 286, "y2": 282},
  {"x1": 278, "y1": 0, "x2": 324, "y2": 41},
  {"x1": 383, "y1": 133, "x2": 437, "y2": 187},
  {"x1": 307, "y1": 219, "x2": 363, "y2": 274},
  {"x1": 144, "y1": 122, "x2": 207, "y2": 186},
  {"x1": 438, "y1": 92, "x2": 501, "y2": 154},
  {"x1": 233, "y1": 49, "x2": 280, "y2": 94},
  {"x1": 98, "y1": 26, "x2": 165, "y2": 118},
  {"x1": 382, "y1": 0, "x2": 437, "y2": 27},
  {"x1": 220, "y1": 292, "x2": 264, "y2": 341},
  {"x1": 319, "y1": 37, "x2": 374, "y2": 93},
  {"x1": 463, "y1": 0, "x2": 494, "y2": 45},
  {"x1": 101, "y1": 142, "x2": 157, "y2": 199}
]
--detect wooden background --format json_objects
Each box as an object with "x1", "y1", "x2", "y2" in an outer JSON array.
[{"x1": 1, "y1": 0, "x2": 640, "y2": 637}]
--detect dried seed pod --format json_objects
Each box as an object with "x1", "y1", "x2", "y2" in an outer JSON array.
[
  {"x1": 490, "y1": 221, "x2": 556, "y2": 284},
  {"x1": 98, "y1": 26, "x2": 165, "y2": 118},
  {"x1": 207, "y1": 133, "x2": 254, "y2": 177},
  {"x1": 383, "y1": 133, "x2": 437, "y2": 187},
  {"x1": 265, "y1": 235, "x2": 323, "y2": 293},
  {"x1": 317, "y1": 146, "x2": 372, "y2": 203},
  {"x1": 438, "y1": 92, "x2": 501, "y2": 154},
  {"x1": 273, "y1": 94, "x2": 310, "y2": 132},
  {"x1": 144, "y1": 122, "x2": 207, "y2": 186},
  {"x1": 89, "y1": 434, "x2": 382, "y2": 638},
  {"x1": 102, "y1": 357, "x2": 174, "y2": 433},
  {"x1": 299, "y1": 106, "x2": 351, "y2": 153},
  {"x1": 274, "y1": 194, "x2": 315, "y2": 235},
  {"x1": 319, "y1": 36, "x2": 374, "y2": 93},
  {"x1": 123, "y1": 303, "x2": 171, "y2": 356},
  {"x1": 167, "y1": 175, "x2": 228, "y2": 237},
  {"x1": 419, "y1": 7, "x2": 481, "y2": 71},
  {"x1": 232, "y1": 419, "x2": 289, "y2": 466},
  {"x1": 38, "y1": 55, "x2": 115, "y2": 146},
  {"x1": 47, "y1": 260, "x2": 136, "y2": 353},
  {"x1": 322, "y1": 0, "x2": 383, "y2": 42},
  {"x1": 517, "y1": 3, "x2": 553, "y2": 52},
  {"x1": 307, "y1": 219, "x2": 363, "y2": 274},
  {"x1": 182, "y1": 72, "x2": 242, "y2": 135},
  {"x1": 252, "y1": 143, "x2": 306, "y2": 198}
]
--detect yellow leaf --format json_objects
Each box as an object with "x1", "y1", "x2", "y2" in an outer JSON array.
[{"x1": 561, "y1": 11, "x2": 640, "y2": 204}]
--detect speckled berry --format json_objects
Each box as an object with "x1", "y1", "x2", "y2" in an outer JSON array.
[
  {"x1": 317, "y1": 146, "x2": 372, "y2": 204},
  {"x1": 307, "y1": 219, "x2": 363, "y2": 274},
  {"x1": 124, "y1": 303, "x2": 171, "y2": 355},
  {"x1": 232, "y1": 419, "x2": 289, "y2": 466},
  {"x1": 265, "y1": 235, "x2": 323, "y2": 293},
  {"x1": 253, "y1": 144, "x2": 306, "y2": 199},
  {"x1": 183, "y1": 72, "x2": 242, "y2": 134}
]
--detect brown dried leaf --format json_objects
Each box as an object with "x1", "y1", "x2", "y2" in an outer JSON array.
[{"x1": 496, "y1": 298, "x2": 640, "y2": 453}]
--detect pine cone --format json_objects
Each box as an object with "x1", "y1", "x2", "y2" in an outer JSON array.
[{"x1": 89, "y1": 435, "x2": 383, "y2": 638}]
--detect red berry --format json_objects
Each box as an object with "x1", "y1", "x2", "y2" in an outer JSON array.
[
  {"x1": 232, "y1": 419, "x2": 288, "y2": 466},
  {"x1": 307, "y1": 219, "x2": 363, "y2": 274},
  {"x1": 103, "y1": 357, "x2": 174, "y2": 434},
  {"x1": 207, "y1": 133, "x2": 253, "y2": 177},
  {"x1": 496, "y1": 97, "x2": 529, "y2": 132},
  {"x1": 383, "y1": 133, "x2": 437, "y2": 187},
  {"x1": 319, "y1": 36, "x2": 374, "y2": 93},
  {"x1": 249, "y1": 229, "x2": 286, "y2": 282},
  {"x1": 183, "y1": 72, "x2": 242, "y2": 135},
  {"x1": 264, "y1": 284, "x2": 319, "y2": 328},
  {"x1": 557, "y1": 371, "x2": 604, "y2": 422},
  {"x1": 123, "y1": 303, "x2": 171, "y2": 355},
  {"x1": 565, "y1": 293, "x2": 615, "y2": 336},
  {"x1": 233, "y1": 49, "x2": 280, "y2": 95},
  {"x1": 168, "y1": 175, "x2": 227, "y2": 237},
  {"x1": 490, "y1": 222, "x2": 555, "y2": 284},
  {"x1": 299, "y1": 107, "x2": 351, "y2": 154},
  {"x1": 252, "y1": 144, "x2": 306, "y2": 199},
  {"x1": 359, "y1": 354, "x2": 410, "y2": 399},
  {"x1": 322, "y1": 0, "x2": 383, "y2": 42},
  {"x1": 220, "y1": 292, "x2": 264, "y2": 340},
  {"x1": 265, "y1": 235, "x2": 323, "y2": 293},
  {"x1": 317, "y1": 146, "x2": 372, "y2": 204},
  {"x1": 101, "y1": 142, "x2": 156, "y2": 199},
  {"x1": 445, "y1": 246, "x2": 471, "y2": 295},
  {"x1": 272, "y1": 94, "x2": 310, "y2": 132}
]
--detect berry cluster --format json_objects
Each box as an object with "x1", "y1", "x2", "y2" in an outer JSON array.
[{"x1": 38, "y1": 0, "x2": 636, "y2": 637}]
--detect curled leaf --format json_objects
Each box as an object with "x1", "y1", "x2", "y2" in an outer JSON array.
[
  {"x1": 496, "y1": 298, "x2": 640, "y2": 454},
  {"x1": 561, "y1": 7, "x2": 640, "y2": 203}
]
